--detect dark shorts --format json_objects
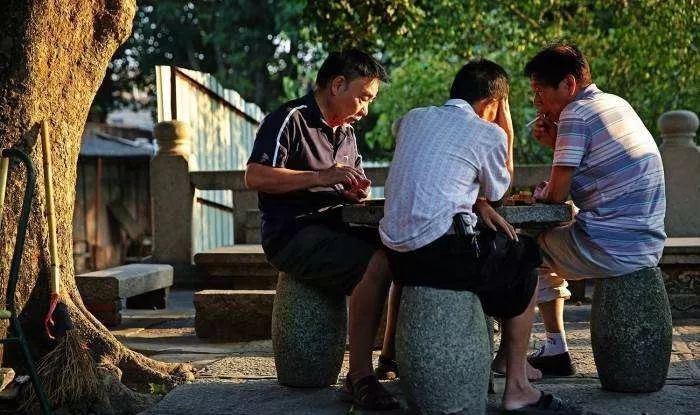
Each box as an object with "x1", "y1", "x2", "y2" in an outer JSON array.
[
  {"x1": 267, "y1": 224, "x2": 379, "y2": 294},
  {"x1": 386, "y1": 231, "x2": 540, "y2": 319}
]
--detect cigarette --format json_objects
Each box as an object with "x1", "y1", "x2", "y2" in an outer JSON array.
[{"x1": 526, "y1": 115, "x2": 541, "y2": 127}]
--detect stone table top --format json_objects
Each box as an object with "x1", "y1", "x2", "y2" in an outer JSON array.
[{"x1": 341, "y1": 200, "x2": 573, "y2": 228}]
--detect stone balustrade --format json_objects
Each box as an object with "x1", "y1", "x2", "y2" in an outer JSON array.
[{"x1": 151, "y1": 110, "x2": 700, "y2": 293}]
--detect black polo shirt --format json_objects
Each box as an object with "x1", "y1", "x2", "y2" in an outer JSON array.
[{"x1": 247, "y1": 93, "x2": 364, "y2": 257}]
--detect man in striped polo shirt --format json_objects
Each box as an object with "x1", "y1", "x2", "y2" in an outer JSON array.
[
  {"x1": 246, "y1": 50, "x2": 399, "y2": 410},
  {"x1": 524, "y1": 43, "x2": 666, "y2": 375}
]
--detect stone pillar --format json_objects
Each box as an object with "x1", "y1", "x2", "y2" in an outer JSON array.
[
  {"x1": 151, "y1": 121, "x2": 195, "y2": 283},
  {"x1": 271, "y1": 273, "x2": 347, "y2": 387},
  {"x1": 396, "y1": 286, "x2": 490, "y2": 414},
  {"x1": 658, "y1": 110, "x2": 700, "y2": 237},
  {"x1": 590, "y1": 267, "x2": 672, "y2": 392}
]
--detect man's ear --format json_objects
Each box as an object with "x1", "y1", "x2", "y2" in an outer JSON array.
[
  {"x1": 563, "y1": 74, "x2": 577, "y2": 97},
  {"x1": 329, "y1": 76, "x2": 347, "y2": 96}
]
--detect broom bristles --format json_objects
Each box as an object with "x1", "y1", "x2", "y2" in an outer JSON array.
[{"x1": 20, "y1": 330, "x2": 99, "y2": 413}]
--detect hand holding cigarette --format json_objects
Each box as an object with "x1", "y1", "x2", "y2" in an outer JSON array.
[{"x1": 531, "y1": 114, "x2": 558, "y2": 149}]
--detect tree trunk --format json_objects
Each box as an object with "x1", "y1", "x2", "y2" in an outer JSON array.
[{"x1": 0, "y1": 1, "x2": 193, "y2": 412}]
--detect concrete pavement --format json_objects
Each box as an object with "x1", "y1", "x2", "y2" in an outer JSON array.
[{"x1": 113, "y1": 290, "x2": 699, "y2": 415}]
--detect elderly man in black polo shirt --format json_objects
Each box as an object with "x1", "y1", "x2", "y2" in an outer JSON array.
[{"x1": 245, "y1": 50, "x2": 398, "y2": 410}]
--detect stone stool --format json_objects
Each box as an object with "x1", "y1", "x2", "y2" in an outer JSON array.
[
  {"x1": 271, "y1": 272, "x2": 347, "y2": 387},
  {"x1": 590, "y1": 267, "x2": 672, "y2": 392},
  {"x1": 396, "y1": 286, "x2": 490, "y2": 414}
]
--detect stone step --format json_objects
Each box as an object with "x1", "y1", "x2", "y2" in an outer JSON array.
[
  {"x1": 194, "y1": 289, "x2": 275, "y2": 342},
  {"x1": 194, "y1": 245, "x2": 278, "y2": 289}
]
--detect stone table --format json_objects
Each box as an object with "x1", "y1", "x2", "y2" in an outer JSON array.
[{"x1": 341, "y1": 200, "x2": 573, "y2": 228}]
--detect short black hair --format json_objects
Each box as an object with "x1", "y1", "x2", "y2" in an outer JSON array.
[
  {"x1": 449, "y1": 59, "x2": 509, "y2": 104},
  {"x1": 315, "y1": 49, "x2": 389, "y2": 89},
  {"x1": 524, "y1": 42, "x2": 592, "y2": 88}
]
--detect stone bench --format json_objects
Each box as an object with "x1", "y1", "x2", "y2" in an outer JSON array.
[
  {"x1": 272, "y1": 272, "x2": 347, "y2": 388},
  {"x1": 77, "y1": 264, "x2": 173, "y2": 326},
  {"x1": 659, "y1": 237, "x2": 700, "y2": 318},
  {"x1": 194, "y1": 289, "x2": 274, "y2": 341},
  {"x1": 590, "y1": 267, "x2": 672, "y2": 392},
  {"x1": 396, "y1": 286, "x2": 490, "y2": 414}
]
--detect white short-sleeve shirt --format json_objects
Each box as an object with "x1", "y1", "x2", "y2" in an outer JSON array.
[{"x1": 379, "y1": 99, "x2": 510, "y2": 252}]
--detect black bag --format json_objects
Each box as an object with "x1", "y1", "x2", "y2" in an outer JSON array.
[{"x1": 476, "y1": 230, "x2": 542, "y2": 292}]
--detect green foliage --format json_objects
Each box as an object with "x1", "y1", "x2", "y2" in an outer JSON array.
[
  {"x1": 307, "y1": 0, "x2": 699, "y2": 162},
  {"x1": 148, "y1": 382, "x2": 168, "y2": 396},
  {"x1": 95, "y1": 0, "x2": 698, "y2": 165},
  {"x1": 93, "y1": 0, "x2": 315, "y2": 118}
]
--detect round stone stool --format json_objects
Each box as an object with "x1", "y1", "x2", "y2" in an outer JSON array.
[
  {"x1": 271, "y1": 272, "x2": 347, "y2": 387},
  {"x1": 396, "y1": 286, "x2": 490, "y2": 414},
  {"x1": 590, "y1": 267, "x2": 672, "y2": 392}
]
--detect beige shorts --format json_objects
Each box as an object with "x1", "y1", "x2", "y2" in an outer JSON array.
[{"x1": 536, "y1": 222, "x2": 658, "y2": 303}]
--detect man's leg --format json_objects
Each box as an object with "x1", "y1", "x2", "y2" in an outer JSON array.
[
  {"x1": 528, "y1": 248, "x2": 576, "y2": 375},
  {"x1": 491, "y1": 326, "x2": 542, "y2": 380},
  {"x1": 375, "y1": 282, "x2": 402, "y2": 379},
  {"x1": 501, "y1": 283, "x2": 543, "y2": 410},
  {"x1": 345, "y1": 249, "x2": 399, "y2": 409}
]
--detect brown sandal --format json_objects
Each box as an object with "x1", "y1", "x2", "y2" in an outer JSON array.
[{"x1": 341, "y1": 374, "x2": 400, "y2": 410}]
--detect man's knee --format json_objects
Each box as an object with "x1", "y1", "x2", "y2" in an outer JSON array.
[
  {"x1": 536, "y1": 269, "x2": 571, "y2": 303},
  {"x1": 360, "y1": 249, "x2": 392, "y2": 286}
]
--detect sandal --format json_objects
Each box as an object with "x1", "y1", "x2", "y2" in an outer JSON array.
[
  {"x1": 504, "y1": 391, "x2": 581, "y2": 414},
  {"x1": 375, "y1": 355, "x2": 400, "y2": 380},
  {"x1": 341, "y1": 374, "x2": 400, "y2": 410}
]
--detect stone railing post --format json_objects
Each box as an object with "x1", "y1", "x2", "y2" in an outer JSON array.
[
  {"x1": 151, "y1": 121, "x2": 195, "y2": 282},
  {"x1": 658, "y1": 110, "x2": 700, "y2": 237}
]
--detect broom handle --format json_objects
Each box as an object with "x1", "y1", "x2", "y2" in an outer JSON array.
[
  {"x1": 41, "y1": 121, "x2": 60, "y2": 295},
  {"x1": 0, "y1": 156, "x2": 8, "y2": 229}
]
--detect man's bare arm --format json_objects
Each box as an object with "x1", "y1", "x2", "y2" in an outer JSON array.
[
  {"x1": 245, "y1": 162, "x2": 367, "y2": 194},
  {"x1": 542, "y1": 165, "x2": 575, "y2": 203}
]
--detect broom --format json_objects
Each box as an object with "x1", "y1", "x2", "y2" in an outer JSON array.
[{"x1": 21, "y1": 121, "x2": 98, "y2": 412}]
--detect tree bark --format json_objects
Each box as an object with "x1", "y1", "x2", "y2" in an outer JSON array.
[{"x1": 0, "y1": 1, "x2": 193, "y2": 412}]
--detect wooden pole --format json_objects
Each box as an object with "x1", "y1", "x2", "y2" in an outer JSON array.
[{"x1": 0, "y1": 156, "x2": 8, "y2": 230}]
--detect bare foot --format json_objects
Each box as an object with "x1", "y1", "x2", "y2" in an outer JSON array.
[{"x1": 491, "y1": 355, "x2": 543, "y2": 381}]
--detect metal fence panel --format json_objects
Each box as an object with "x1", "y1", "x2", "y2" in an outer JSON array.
[{"x1": 156, "y1": 66, "x2": 263, "y2": 254}]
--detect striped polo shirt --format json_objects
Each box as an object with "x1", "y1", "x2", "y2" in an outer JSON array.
[{"x1": 554, "y1": 84, "x2": 666, "y2": 257}]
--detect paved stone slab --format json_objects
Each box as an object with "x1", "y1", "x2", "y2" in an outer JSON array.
[
  {"x1": 77, "y1": 263, "x2": 173, "y2": 303},
  {"x1": 142, "y1": 377, "x2": 700, "y2": 415},
  {"x1": 194, "y1": 290, "x2": 275, "y2": 342}
]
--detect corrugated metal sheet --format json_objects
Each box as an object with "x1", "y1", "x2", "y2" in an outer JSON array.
[
  {"x1": 80, "y1": 133, "x2": 155, "y2": 158},
  {"x1": 156, "y1": 66, "x2": 264, "y2": 254}
]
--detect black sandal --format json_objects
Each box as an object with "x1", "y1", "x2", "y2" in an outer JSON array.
[
  {"x1": 504, "y1": 391, "x2": 581, "y2": 414},
  {"x1": 341, "y1": 374, "x2": 400, "y2": 410},
  {"x1": 375, "y1": 355, "x2": 400, "y2": 380}
]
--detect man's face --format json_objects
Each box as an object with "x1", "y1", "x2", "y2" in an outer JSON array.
[
  {"x1": 327, "y1": 76, "x2": 380, "y2": 127},
  {"x1": 530, "y1": 77, "x2": 572, "y2": 122}
]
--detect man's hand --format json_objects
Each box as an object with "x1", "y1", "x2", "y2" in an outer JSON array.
[
  {"x1": 495, "y1": 98, "x2": 514, "y2": 141},
  {"x1": 533, "y1": 181, "x2": 549, "y2": 202},
  {"x1": 496, "y1": 98, "x2": 515, "y2": 179},
  {"x1": 474, "y1": 198, "x2": 518, "y2": 241},
  {"x1": 316, "y1": 163, "x2": 368, "y2": 189},
  {"x1": 342, "y1": 186, "x2": 370, "y2": 203},
  {"x1": 533, "y1": 115, "x2": 557, "y2": 149}
]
